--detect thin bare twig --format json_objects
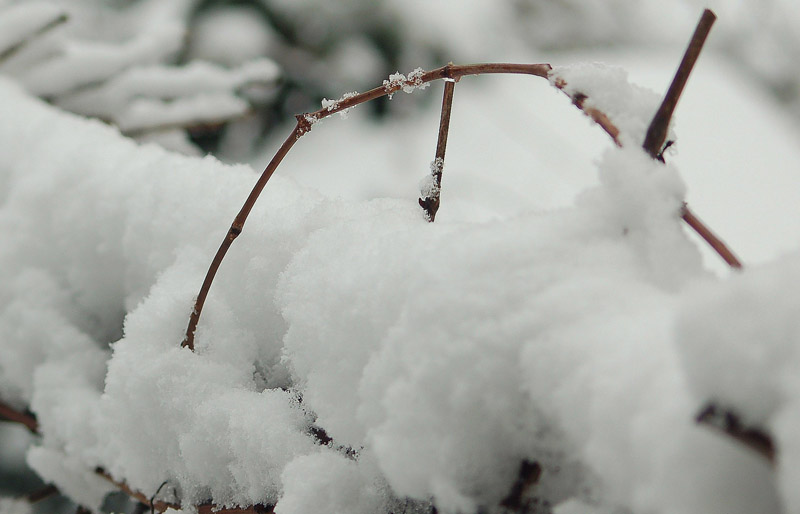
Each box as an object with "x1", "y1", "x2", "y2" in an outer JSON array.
[
  {"x1": 500, "y1": 460, "x2": 542, "y2": 511},
  {"x1": 643, "y1": 9, "x2": 717, "y2": 158},
  {"x1": 183, "y1": 123, "x2": 306, "y2": 350},
  {"x1": 681, "y1": 205, "x2": 742, "y2": 269},
  {"x1": 0, "y1": 399, "x2": 38, "y2": 433},
  {"x1": 98, "y1": 468, "x2": 274, "y2": 514},
  {"x1": 696, "y1": 404, "x2": 775, "y2": 464},
  {"x1": 550, "y1": 85, "x2": 622, "y2": 147},
  {"x1": 24, "y1": 485, "x2": 59, "y2": 503},
  {"x1": 419, "y1": 74, "x2": 457, "y2": 221}
]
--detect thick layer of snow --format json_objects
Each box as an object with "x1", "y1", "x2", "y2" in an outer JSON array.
[{"x1": 0, "y1": 55, "x2": 796, "y2": 514}]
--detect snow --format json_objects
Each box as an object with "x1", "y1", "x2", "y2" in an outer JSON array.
[
  {"x1": 17, "y1": 21, "x2": 184, "y2": 97},
  {"x1": 186, "y1": 6, "x2": 276, "y2": 67},
  {"x1": 115, "y1": 94, "x2": 249, "y2": 134},
  {"x1": 675, "y1": 255, "x2": 800, "y2": 512},
  {"x1": 551, "y1": 62, "x2": 674, "y2": 147},
  {"x1": 27, "y1": 447, "x2": 116, "y2": 511},
  {"x1": 0, "y1": 497, "x2": 31, "y2": 514},
  {"x1": 277, "y1": 451, "x2": 384, "y2": 514},
  {"x1": 3, "y1": 5, "x2": 800, "y2": 514},
  {"x1": 56, "y1": 59, "x2": 279, "y2": 122},
  {"x1": 0, "y1": 2, "x2": 65, "y2": 57}
]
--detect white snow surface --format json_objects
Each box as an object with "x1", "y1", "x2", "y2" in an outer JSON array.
[
  {"x1": 0, "y1": 2, "x2": 65, "y2": 56},
  {"x1": 0, "y1": 497, "x2": 31, "y2": 514},
  {"x1": 0, "y1": 51, "x2": 798, "y2": 514}
]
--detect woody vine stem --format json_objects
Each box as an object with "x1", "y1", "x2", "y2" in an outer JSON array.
[{"x1": 182, "y1": 10, "x2": 738, "y2": 350}]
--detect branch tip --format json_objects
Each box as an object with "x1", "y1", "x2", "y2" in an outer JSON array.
[{"x1": 643, "y1": 8, "x2": 716, "y2": 158}]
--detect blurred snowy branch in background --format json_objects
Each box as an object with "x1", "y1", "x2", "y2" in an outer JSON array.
[{"x1": 1, "y1": 0, "x2": 800, "y2": 159}]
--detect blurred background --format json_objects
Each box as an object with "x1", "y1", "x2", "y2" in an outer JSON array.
[
  {"x1": 2, "y1": 0, "x2": 800, "y2": 157},
  {"x1": 2, "y1": 0, "x2": 800, "y2": 511}
]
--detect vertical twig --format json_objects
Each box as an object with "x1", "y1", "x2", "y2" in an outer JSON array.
[
  {"x1": 420, "y1": 74, "x2": 457, "y2": 221},
  {"x1": 499, "y1": 460, "x2": 542, "y2": 511},
  {"x1": 643, "y1": 9, "x2": 716, "y2": 158}
]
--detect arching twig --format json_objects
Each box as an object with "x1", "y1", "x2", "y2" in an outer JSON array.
[
  {"x1": 183, "y1": 42, "x2": 744, "y2": 349},
  {"x1": 182, "y1": 63, "x2": 554, "y2": 350}
]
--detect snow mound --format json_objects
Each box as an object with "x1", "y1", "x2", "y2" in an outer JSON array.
[{"x1": 0, "y1": 60, "x2": 793, "y2": 514}]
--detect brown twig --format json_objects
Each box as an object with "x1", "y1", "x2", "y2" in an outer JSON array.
[
  {"x1": 696, "y1": 404, "x2": 775, "y2": 465},
  {"x1": 499, "y1": 460, "x2": 542, "y2": 511},
  {"x1": 681, "y1": 205, "x2": 742, "y2": 269},
  {"x1": 97, "y1": 468, "x2": 274, "y2": 514},
  {"x1": 24, "y1": 484, "x2": 60, "y2": 503},
  {"x1": 419, "y1": 74, "x2": 457, "y2": 221},
  {"x1": 0, "y1": 399, "x2": 38, "y2": 433},
  {"x1": 551, "y1": 86, "x2": 622, "y2": 147},
  {"x1": 643, "y1": 9, "x2": 716, "y2": 159},
  {"x1": 182, "y1": 122, "x2": 306, "y2": 350}
]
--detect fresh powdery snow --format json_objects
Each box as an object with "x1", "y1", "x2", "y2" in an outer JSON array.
[{"x1": 0, "y1": 57, "x2": 796, "y2": 514}]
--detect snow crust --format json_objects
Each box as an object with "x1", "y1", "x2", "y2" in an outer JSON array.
[{"x1": 0, "y1": 56, "x2": 797, "y2": 514}]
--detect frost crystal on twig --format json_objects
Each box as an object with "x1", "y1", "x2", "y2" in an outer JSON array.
[
  {"x1": 321, "y1": 91, "x2": 358, "y2": 118},
  {"x1": 420, "y1": 158, "x2": 444, "y2": 199},
  {"x1": 383, "y1": 67, "x2": 430, "y2": 99}
]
